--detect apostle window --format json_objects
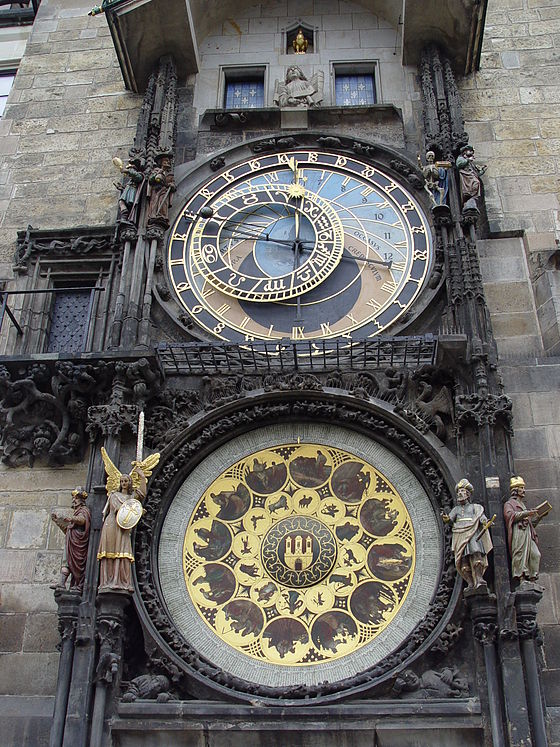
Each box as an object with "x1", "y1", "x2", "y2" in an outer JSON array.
[
  {"x1": 223, "y1": 67, "x2": 266, "y2": 109},
  {"x1": 333, "y1": 64, "x2": 376, "y2": 106}
]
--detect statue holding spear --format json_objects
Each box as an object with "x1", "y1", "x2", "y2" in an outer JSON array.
[{"x1": 97, "y1": 411, "x2": 159, "y2": 593}]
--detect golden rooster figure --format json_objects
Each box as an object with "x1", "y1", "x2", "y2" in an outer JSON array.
[
  {"x1": 97, "y1": 447, "x2": 160, "y2": 593},
  {"x1": 293, "y1": 28, "x2": 308, "y2": 54}
]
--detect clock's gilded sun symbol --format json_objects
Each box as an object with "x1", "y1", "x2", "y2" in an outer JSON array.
[{"x1": 287, "y1": 182, "x2": 306, "y2": 199}]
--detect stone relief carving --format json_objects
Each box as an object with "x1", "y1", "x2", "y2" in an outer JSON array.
[
  {"x1": 0, "y1": 361, "x2": 112, "y2": 467},
  {"x1": 13, "y1": 226, "x2": 115, "y2": 273},
  {"x1": 392, "y1": 666, "x2": 469, "y2": 699}
]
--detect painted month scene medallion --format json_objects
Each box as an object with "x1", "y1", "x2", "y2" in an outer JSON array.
[{"x1": 181, "y1": 441, "x2": 416, "y2": 666}]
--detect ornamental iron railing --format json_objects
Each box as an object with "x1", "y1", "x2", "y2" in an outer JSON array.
[{"x1": 157, "y1": 335, "x2": 437, "y2": 375}]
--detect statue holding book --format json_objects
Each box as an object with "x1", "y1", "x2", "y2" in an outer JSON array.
[{"x1": 503, "y1": 476, "x2": 551, "y2": 582}]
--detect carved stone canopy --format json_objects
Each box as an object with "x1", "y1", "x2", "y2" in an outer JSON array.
[{"x1": 100, "y1": 0, "x2": 485, "y2": 93}]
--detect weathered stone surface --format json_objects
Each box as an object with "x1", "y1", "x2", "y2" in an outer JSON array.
[
  {"x1": 22, "y1": 613, "x2": 59, "y2": 653},
  {"x1": 0, "y1": 653, "x2": 59, "y2": 695},
  {"x1": 6, "y1": 511, "x2": 49, "y2": 550},
  {"x1": 0, "y1": 551, "x2": 36, "y2": 583},
  {"x1": 0, "y1": 614, "x2": 25, "y2": 652},
  {"x1": 0, "y1": 584, "x2": 57, "y2": 614}
]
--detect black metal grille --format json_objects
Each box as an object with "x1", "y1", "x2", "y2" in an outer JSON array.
[
  {"x1": 46, "y1": 289, "x2": 92, "y2": 353},
  {"x1": 157, "y1": 335, "x2": 437, "y2": 375}
]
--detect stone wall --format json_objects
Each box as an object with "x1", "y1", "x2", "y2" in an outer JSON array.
[
  {"x1": 0, "y1": 458, "x2": 88, "y2": 696},
  {"x1": 468, "y1": 1, "x2": 560, "y2": 730},
  {"x1": 0, "y1": 0, "x2": 141, "y2": 275},
  {"x1": 460, "y1": 0, "x2": 560, "y2": 358}
]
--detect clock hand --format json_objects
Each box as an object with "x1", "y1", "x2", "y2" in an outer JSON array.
[{"x1": 295, "y1": 241, "x2": 393, "y2": 269}]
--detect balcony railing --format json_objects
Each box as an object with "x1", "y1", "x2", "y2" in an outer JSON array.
[{"x1": 157, "y1": 335, "x2": 438, "y2": 375}]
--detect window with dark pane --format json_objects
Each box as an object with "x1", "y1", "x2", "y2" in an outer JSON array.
[
  {"x1": 224, "y1": 78, "x2": 264, "y2": 109},
  {"x1": 335, "y1": 72, "x2": 376, "y2": 106},
  {"x1": 0, "y1": 71, "x2": 15, "y2": 117},
  {"x1": 46, "y1": 288, "x2": 92, "y2": 353}
]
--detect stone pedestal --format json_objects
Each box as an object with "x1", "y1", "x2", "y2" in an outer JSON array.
[
  {"x1": 465, "y1": 587, "x2": 506, "y2": 747},
  {"x1": 51, "y1": 590, "x2": 81, "y2": 747}
]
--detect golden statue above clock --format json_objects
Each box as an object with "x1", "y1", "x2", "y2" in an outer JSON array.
[{"x1": 167, "y1": 148, "x2": 433, "y2": 342}]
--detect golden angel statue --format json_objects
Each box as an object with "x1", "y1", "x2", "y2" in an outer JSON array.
[{"x1": 97, "y1": 447, "x2": 160, "y2": 593}]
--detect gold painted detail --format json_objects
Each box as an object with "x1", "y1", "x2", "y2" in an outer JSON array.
[{"x1": 183, "y1": 443, "x2": 415, "y2": 666}]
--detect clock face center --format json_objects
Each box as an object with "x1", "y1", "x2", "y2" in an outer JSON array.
[{"x1": 261, "y1": 515, "x2": 337, "y2": 588}]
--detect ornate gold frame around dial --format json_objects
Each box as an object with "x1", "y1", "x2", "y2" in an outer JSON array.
[{"x1": 134, "y1": 394, "x2": 458, "y2": 703}]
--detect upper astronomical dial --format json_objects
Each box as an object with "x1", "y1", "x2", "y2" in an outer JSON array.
[
  {"x1": 168, "y1": 150, "x2": 432, "y2": 342},
  {"x1": 189, "y1": 183, "x2": 345, "y2": 302}
]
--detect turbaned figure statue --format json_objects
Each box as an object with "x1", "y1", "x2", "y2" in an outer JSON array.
[{"x1": 442, "y1": 478, "x2": 494, "y2": 590}]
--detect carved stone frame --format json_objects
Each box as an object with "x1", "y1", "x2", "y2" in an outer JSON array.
[{"x1": 133, "y1": 389, "x2": 462, "y2": 703}]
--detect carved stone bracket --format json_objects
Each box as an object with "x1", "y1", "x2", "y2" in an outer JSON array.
[
  {"x1": 464, "y1": 586, "x2": 498, "y2": 646},
  {"x1": 135, "y1": 394, "x2": 457, "y2": 702},
  {"x1": 87, "y1": 403, "x2": 139, "y2": 441},
  {"x1": 455, "y1": 392, "x2": 513, "y2": 435},
  {"x1": 86, "y1": 356, "x2": 162, "y2": 443},
  {"x1": 0, "y1": 360, "x2": 113, "y2": 467},
  {"x1": 54, "y1": 588, "x2": 81, "y2": 651},
  {"x1": 514, "y1": 583, "x2": 543, "y2": 640},
  {"x1": 95, "y1": 592, "x2": 131, "y2": 683}
]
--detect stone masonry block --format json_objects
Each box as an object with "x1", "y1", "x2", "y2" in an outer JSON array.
[
  {"x1": 493, "y1": 120, "x2": 540, "y2": 140},
  {"x1": 491, "y1": 312, "x2": 539, "y2": 338},
  {"x1": 546, "y1": 425, "x2": 560, "y2": 460},
  {"x1": 511, "y1": 426, "x2": 549, "y2": 459},
  {"x1": 495, "y1": 335, "x2": 542, "y2": 357},
  {"x1": 480, "y1": 256, "x2": 526, "y2": 283},
  {"x1": 502, "y1": 363, "x2": 560, "y2": 394},
  {"x1": 0, "y1": 614, "x2": 25, "y2": 652},
  {"x1": 0, "y1": 584, "x2": 57, "y2": 613},
  {"x1": 7, "y1": 511, "x2": 49, "y2": 550},
  {"x1": 485, "y1": 281, "x2": 533, "y2": 313},
  {"x1": 0, "y1": 551, "x2": 36, "y2": 583},
  {"x1": 22, "y1": 613, "x2": 59, "y2": 653},
  {"x1": 0, "y1": 653, "x2": 59, "y2": 695},
  {"x1": 0, "y1": 508, "x2": 9, "y2": 546},
  {"x1": 325, "y1": 29, "x2": 360, "y2": 47},
  {"x1": 33, "y1": 551, "x2": 62, "y2": 585},
  {"x1": 509, "y1": 391, "x2": 535, "y2": 426},
  {"x1": 511, "y1": 457, "x2": 559, "y2": 489},
  {"x1": 537, "y1": 574, "x2": 557, "y2": 625},
  {"x1": 530, "y1": 391, "x2": 560, "y2": 425}
]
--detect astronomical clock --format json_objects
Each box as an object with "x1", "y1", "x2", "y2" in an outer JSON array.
[
  {"x1": 166, "y1": 146, "x2": 434, "y2": 342},
  {"x1": 141, "y1": 137, "x2": 456, "y2": 702}
]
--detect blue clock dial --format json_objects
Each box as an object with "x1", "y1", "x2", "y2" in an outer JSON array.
[{"x1": 167, "y1": 150, "x2": 433, "y2": 341}]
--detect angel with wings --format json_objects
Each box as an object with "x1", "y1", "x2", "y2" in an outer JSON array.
[
  {"x1": 273, "y1": 66, "x2": 324, "y2": 108},
  {"x1": 97, "y1": 448, "x2": 160, "y2": 593}
]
